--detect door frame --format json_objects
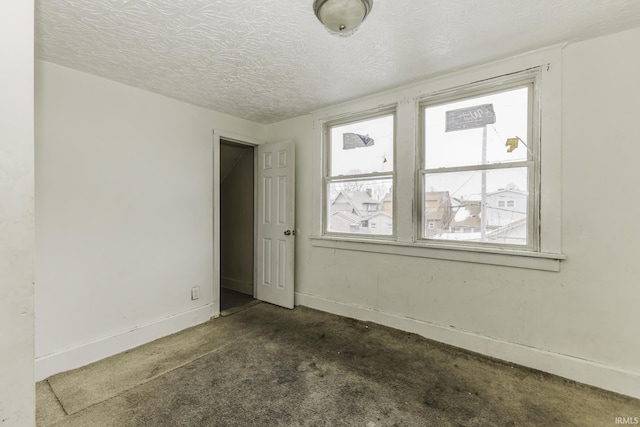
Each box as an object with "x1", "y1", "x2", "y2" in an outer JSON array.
[{"x1": 213, "y1": 129, "x2": 261, "y2": 317}]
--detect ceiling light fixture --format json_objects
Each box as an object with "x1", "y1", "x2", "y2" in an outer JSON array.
[{"x1": 313, "y1": 0, "x2": 373, "y2": 36}]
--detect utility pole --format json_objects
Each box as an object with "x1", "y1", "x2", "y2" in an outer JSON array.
[
  {"x1": 481, "y1": 125, "x2": 487, "y2": 241},
  {"x1": 444, "y1": 104, "x2": 495, "y2": 242}
]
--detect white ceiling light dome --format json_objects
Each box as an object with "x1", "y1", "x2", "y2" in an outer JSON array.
[{"x1": 313, "y1": 0, "x2": 373, "y2": 36}]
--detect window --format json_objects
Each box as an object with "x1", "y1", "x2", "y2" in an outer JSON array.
[
  {"x1": 324, "y1": 111, "x2": 395, "y2": 236},
  {"x1": 420, "y1": 81, "x2": 536, "y2": 249},
  {"x1": 314, "y1": 51, "x2": 564, "y2": 271}
]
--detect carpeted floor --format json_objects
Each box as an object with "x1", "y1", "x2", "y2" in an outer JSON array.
[
  {"x1": 37, "y1": 303, "x2": 640, "y2": 426},
  {"x1": 220, "y1": 287, "x2": 256, "y2": 313}
]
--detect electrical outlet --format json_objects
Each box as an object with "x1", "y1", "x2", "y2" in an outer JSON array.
[{"x1": 191, "y1": 286, "x2": 200, "y2": 300}]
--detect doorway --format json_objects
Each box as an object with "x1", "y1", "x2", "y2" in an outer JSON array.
[{"x1": 219, "y1": 139, "x2": 256, "y2": 313}]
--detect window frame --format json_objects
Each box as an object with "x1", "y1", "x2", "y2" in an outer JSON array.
[
  {"x1": 311, "y1": 46, "x2": 565, "y2": 271},
  {"x1": 417, "y1": 74, "x2": 540, "y2": 251},
  {"x1": 322, "y1": 107, "x2": 397, "y2": 239}
]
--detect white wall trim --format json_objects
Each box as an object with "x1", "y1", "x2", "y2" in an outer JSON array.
[
  {"x1": 35, "y1": 303, "x2": 214, "y2": 381},
  {"x1": 295, "y1": 292, "x2": 640, "y2": 399}
]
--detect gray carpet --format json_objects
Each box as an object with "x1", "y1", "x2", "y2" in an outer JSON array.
[
  {"x1": 46, "y1": 317, "x2": 258, "y2": 416},
  {"x1": 38, "y1": 304, "x2": 640, "y2": 426},
  {"x1": 220, "y1": 287, "x2": 256, "y2": 314}
]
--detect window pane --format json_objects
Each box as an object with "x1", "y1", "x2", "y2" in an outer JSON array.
[
  {"x1": 327, "y1": 178, "x2": 393, "y2": 235},
  {"x1": 424, "y1": 86, "x2": 529, "y2": 169},
  {"x1": 423, "y1": 168, "x2": 528, "y2": 245},
  {"x1": 330, "y1": 114, "x2": 394, "y2": 176}
]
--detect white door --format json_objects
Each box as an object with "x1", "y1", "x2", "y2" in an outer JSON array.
[{"x1": 256, "y1": 140, "x2": 295, "y2": 309}]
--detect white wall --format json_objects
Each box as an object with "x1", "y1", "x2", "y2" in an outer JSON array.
[
  {"x1": 266, "y1": 27, "x2": 640, "y2": 398},
  {"x1": 0, "y1": 1, "x2": 35, "y2": 426},
  {"x1": 35, "y1": 61, "x2": 265, "y2": 379}
]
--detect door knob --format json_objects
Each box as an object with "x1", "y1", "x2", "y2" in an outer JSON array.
[{"x1": 284, "y1": 230, "x2": 295, "y2": 236}]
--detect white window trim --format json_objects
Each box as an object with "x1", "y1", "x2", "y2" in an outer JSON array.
[
  {"x1": 321, "y1": 107, "x2": 398, "y2": 239},
  {"x1": 417, "y1": 72, "x2": 539, "y2": 251},
  {"x1": 310, "y1": 236, "x2": 565, "y2": 272},
  {"x1": 311, "y1": 45, "x2": 565, "y2": 271}
]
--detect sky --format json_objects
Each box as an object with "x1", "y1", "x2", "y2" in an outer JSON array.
[
  {"x1": 328, "y1": 85, "x2": 531, "y2": 201},
  {"x1": 330, "y1": 113, "x2": 394, "y2": 176},
  {"x1": 424, "y1": 86, "x2": 530, "y2": 199}
]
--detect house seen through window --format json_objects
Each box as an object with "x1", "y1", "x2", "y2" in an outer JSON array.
[{"x1": 325, "y1": 112, "x2": 394, "y2": 236}]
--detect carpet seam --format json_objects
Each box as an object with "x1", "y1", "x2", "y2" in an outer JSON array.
[
  {"x1": 46, "y1": 379, "x2": 69, "y2": 417},
  {"x1": 59, "y1": 328, "x2": 261, "y2": 417},
  {"x1": 53, "y1": 303, "x2": 267, "y2": 417}
]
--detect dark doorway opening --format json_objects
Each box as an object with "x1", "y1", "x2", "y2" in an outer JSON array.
[{"x1": 219, "y1": 139, "x2": 256, "y2": 314}]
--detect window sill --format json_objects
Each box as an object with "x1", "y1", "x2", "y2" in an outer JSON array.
[{"x1": 309, "y1": 235, "x2": 566, "y2": 272}]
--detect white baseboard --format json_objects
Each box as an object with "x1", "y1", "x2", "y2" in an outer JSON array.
[
  {"x1": 295, "y1": 292, "x2": 640, "y2": 399},
  {"x1": 35, "y1": 303, "x2": 214, "y2": 381},
  {"x1": 221, "y1": 276, "x2": 253, "y2": 295}
]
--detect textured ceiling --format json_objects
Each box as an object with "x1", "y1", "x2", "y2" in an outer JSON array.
[{"x1": 36, "y1": 0, "x2": 640, "y2": 124}]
